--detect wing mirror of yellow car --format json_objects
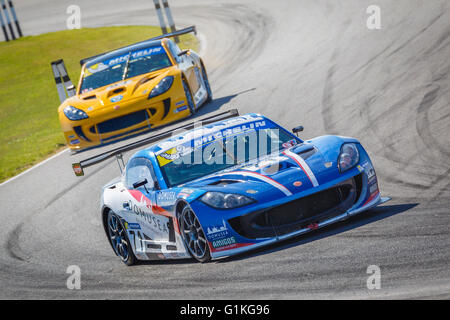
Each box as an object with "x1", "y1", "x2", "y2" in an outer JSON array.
[{"x1": 178, "y1": 49, "x2": 190, "y2": 57}]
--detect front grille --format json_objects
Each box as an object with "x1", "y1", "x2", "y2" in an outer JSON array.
[
  {"x1": 96, "y1": 110, "x2": 149, "y2": 134},
  {"x1": 228, "y1": 175, "x2": 362, "y2": 239}
]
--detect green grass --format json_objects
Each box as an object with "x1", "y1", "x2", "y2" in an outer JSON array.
[{"x1": 0, "y1": 26, "x2": 198, "y2": 183}]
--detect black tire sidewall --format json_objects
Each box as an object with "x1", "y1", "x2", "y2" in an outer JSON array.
[
  {"x1": 178, "y1": 205, "x2": 211, "y2": 263},
  {"x1": 182, "y1": 78, "x2": 196, "y2": 115},
  {"x1": 201, "y1": 66, "x2": 212, "y2": 102},
  {"x1": 107, "y1": 211, "x2": 137, "y2": 266}
]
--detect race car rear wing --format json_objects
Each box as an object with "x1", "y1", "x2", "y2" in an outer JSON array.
[
  {"x1": 71, "y1": 109, "x2": 240, "y2": 177},
  {"x1": 79, "y1": 25, "x2": 197, "y2": 67}
]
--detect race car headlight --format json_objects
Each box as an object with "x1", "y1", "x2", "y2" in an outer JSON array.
[
  {"x1": 148, "y1": 76, "x2": 174, "y2": 99},
  {"x1": 63, "y1": 106, "x2": 89, "y2": 121},
  {"x1": 200, "y1": 192, "x2": 255, "y2": 209},
  {"x1": 338, "y1": 143, "x2": 360, "y2": 173}
]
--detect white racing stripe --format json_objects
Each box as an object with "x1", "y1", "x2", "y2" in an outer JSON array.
[
  {"x1": 283, "y1": 149, "x2": 319, "y2": 187},
  {"x1": 217, "y1": 171, "x2": 292, "y2": 196}
]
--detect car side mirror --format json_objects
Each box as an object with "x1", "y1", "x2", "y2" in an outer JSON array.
[
  {"x1": 177, "y1": 49, "x2": 189, "y2": 57},
  {"x1": 292, "y1": 126, "x2": 304, "y2": 136},
  {"x1": 133, "y1": 179, "x2": 149, "y2": 192}
]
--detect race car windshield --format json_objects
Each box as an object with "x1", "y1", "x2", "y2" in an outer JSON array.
[
  {"x1": 80, "y1": 45, "x2": 172, "y2": 93},
  {"x1": 157, "y1": 126, "x2": 299, "y2": 187}
]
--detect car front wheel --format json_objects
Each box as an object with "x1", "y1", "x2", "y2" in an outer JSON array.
[{"x1": 178, "y1": 204, "x2": 211, "y2": 263}]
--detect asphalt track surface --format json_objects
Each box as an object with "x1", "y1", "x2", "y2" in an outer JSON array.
[{"x1": 0, "y1": 0, "x2": 449, "y2": 299}]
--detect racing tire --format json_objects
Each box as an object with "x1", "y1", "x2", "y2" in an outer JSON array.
[
  {"x1": 106, "y1": 211, "x2": 137, "y2": 266},
  {"x1": 178, "y1": 204, "x2": 211, "y2": 263},
  {"x1": 201, "y1": 65, "x2": 213, "y2": 103},
  {"x1": 182, "y1": 78, "x2": 196, "y2": 115}
]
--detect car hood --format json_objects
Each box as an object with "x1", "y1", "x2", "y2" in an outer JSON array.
[
  {"x1": 59, "y1": 67, "x2": 175, "y2": 113},
  {"x1": 181, "y1": 137, "x2": 349, "y2": 202}
]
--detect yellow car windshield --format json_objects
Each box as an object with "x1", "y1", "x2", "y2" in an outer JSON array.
[{"x1": 80, "y1": 45, "x2": 172, "y2": 93}]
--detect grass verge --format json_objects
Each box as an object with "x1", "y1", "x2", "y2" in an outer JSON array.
[{"x1": 0, "y1": 26, "x2": 198, "y2": 183}]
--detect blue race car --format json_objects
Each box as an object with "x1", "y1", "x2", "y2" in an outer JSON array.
[{"x1": 74, "y1": 110, "x2": 389, "y2": 264}]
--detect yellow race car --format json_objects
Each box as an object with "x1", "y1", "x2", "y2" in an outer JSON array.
[{"x1": 51, "y1": 27, "x2": 212, "y2": 151}]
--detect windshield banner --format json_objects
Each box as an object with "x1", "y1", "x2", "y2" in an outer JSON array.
[{"x1": 84, "y1": 46, "x2": 165, "y2": 78}]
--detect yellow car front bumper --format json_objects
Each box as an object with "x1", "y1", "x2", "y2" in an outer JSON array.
[{"x1": 60, "y1": 78, "x2": 191, "y2": 151}]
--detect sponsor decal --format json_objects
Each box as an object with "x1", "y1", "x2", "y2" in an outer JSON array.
[
  {"x1": 191, "y1": 121, "x2": 267, "y2": 149},
  {"x1": 153, "y1": 115, "x2": 266, "y2": 154},
  {"x1": 174, "y1": 105, "x2": 188, "y2": 114},
  {"x1": 363, "y1": 189, "x2": 380, "y2": 206},
  {"x1": 181, "y1": 188, "x2": 195, "y2": 194},
  {"x1": 177, "y1": 188, "x2": 195, "y2": 199},
  {"x1": 246, "y1": 189, "x2": 258, "y2": 194},
  {"x1": 157, "y1": 145, "x2": 193, "y2": 166},
  {"x1": 206, "y1": 220, "x2": 229, "y2": 240},
  {"x1": 212, "y1": 236, "x2": 236, "y2": 249},
  {"x1": 175, "y1": 100, "x2": 186, "y2": 106},
  {"x1": 156, "y1": 191, "x2": 176, "y2": 206},
  {"x1": 85, "y1": 47, "x2": 164, "y2": 76},
  {"x1": 113, "y1": 105, "x2": 120, "y2": 110},
  {"x1": 362, "y1": 161, "x2": 376, "y2": 179},
  {"x1": 68, "y1": 134, "x2": 76, "y2": 139},
  {"x1": 129, "y1": 47, "x2": 163, "y2": 60},
  {"x1": 87, "y1": 106, "x2": 93, "y2": 111},
  {"x1": 194, "y1": 86, "x2": 206, "y2": 103},
  {"x1": 127, "y1": 223, "x2": 141, "y2": 230},
  {"x1": 163, "y1": 252, "x2": 190, "y2": 259},
  {"x1": 110, "y1": 95, "x2": 123, "y2": 103},
  {"x1": 369, "y1": 181, "x2": 378, "y2": 195},
  {"x1": 357, "y1": 165, "x2": 364, "y2": 172},
  {"x1": 307, "y1": 223, "x2": 319, "y2": 230},
  {"x1": 282, "y1": 139, "x2": 298, "y2": 149},
  {"x1": 70, "y1": 139, "x2": 80, "y2": 145},
  {"x1": 293, "y1": 181, "x2": 302, "y2": 187},
  {"x1": 325, "y1": 162, "x2": 333, "y2": 168},
  {"x1": 128, "y1": 190, "x2": 180, "y2": 235},
  {"x1": 85, "y1": 63, "x2": 109, "y2": 77},
  {"x1": 72, "y1": 163, "x2": 84, "y2": 176},
  {"x1": 126, "y1": 192, "x2": 169, "y2": 237}
]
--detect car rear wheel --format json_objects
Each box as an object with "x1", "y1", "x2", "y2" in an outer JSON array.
[
  {"x1": 182, "y1": 78, "x2": 196, "y2": 115},
  {"x1": 107, "y1": 211, "x2": 137, "y2": 266},
  {"x1": 179, "y1": 205, "x2": 211, "y2": 263}
]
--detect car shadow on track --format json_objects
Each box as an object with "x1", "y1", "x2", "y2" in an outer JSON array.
[
  {"x1": 194, "y1": 87, "x2": 257, "y2": 118},
  {"x1": 215, "y1": 202, "x2": 419, "y2": 263},
  {"x1": 131, "y1": 202, "x2": 418, "y2": 266}
]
